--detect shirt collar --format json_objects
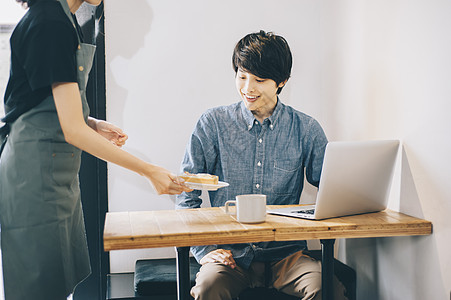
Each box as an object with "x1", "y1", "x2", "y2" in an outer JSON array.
[{"x1": 240, "y1": 98, "x2": 283, "y2": 131}]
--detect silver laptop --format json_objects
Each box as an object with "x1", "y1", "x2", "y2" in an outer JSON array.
[{"x1": 267, "y1": 140, "x2": 400, "y2": 220}]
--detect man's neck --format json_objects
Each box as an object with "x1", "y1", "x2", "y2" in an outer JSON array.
[
  {"x1": 252, "y1": 109, "x2": 273, "y2": 123},
  {"x1": 251, "y1": 100, "x2": 277, "y2": 123}
]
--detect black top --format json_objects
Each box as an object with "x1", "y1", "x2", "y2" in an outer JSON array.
[{"x1": 2, "y1": 0, "x2": 83, "y2": 125}]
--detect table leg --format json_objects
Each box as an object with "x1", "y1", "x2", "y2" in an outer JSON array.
[
  {"x1": 176, "y1": 246, "x2": 191, "y2": 300},
  {"x1": 320, "y1": 239, "x2": 335, "y2": 300}
]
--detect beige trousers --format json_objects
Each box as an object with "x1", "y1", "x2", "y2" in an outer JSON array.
[{"x1": 191, "y1": 251, "x2": 347, "y2": 300}]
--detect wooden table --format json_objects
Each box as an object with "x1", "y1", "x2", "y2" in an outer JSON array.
[{"x1": 104, "y1": 206, "x2": 432, "y2": 300}]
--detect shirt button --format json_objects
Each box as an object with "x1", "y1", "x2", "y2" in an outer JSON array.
[
  {"x1": 79, "y1": 66, "x2": 84, "y2": 71},
  {"x1": 248, "y1": 125, "x2": 252, "y2": 130},
  {"x1": 255, "y1": 121, "x2": 258, "y2": 125},
  {"x1": 270, "y1": 124, "x2": 274, "y2": 129},
  {"x1": 256, "y1": 184, "x2": 260, "y2": 189},
  {"x1": 259, "y1": 138, "x2": 263, "y2": 143},
  {"x1": 257, "y1": 161, "x2": 262, "y2": 167}
]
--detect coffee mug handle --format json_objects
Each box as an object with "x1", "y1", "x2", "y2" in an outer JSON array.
[{"x1": 225, "y1": 200, "x2": 236, "y2": 215}]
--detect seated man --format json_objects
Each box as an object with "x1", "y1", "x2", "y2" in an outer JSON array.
[{"x1": 176, "y1": 30, "x2": 347, "y2": 300}]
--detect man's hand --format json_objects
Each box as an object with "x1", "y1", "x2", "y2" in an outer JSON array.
[{"x1": 200, "y1": 249, "x2": 237, "y2": 269}]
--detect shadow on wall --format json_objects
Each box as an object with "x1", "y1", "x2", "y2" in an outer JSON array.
[
  {"x1": 341, "y1": 146, "x2": 444, "y2": 300},
  {"x1": 399, "y1": 146, "x2": 423, "y2": 218},
  {"x1": 106, "y1": 1, "x2": 153, "y2": 60},
  {"x1": 106, "y1": 0, "x2": 153, "y2": 127},
  {"x1": 105, "y1": 1, "x2": 154, "y2": 199}
]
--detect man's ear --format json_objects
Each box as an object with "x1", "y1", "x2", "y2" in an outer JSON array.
[{"x1": 278, "y1": 80, "x2": 288, "y2": 88}]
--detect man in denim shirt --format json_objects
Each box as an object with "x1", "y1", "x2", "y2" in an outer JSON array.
[{"x1": 176, "y1": 31, "x2": 346, "y2": 300}]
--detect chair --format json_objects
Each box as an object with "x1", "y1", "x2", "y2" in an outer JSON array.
[{"x1": 107, "y1": 251, "x2": 356, "y2": 300}]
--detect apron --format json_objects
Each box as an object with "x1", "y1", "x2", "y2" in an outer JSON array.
[{"x1": 0, "y1": 0, "x2": 96, "y2": 298}]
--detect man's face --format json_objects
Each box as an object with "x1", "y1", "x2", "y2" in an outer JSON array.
[{"x1": 235, "y1": 69, "x2": 284, "y2": 114}]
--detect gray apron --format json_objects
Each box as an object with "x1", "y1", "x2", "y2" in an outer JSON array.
[{"x1": 0, "y1": 0, "x2": 96, "y2": 298}]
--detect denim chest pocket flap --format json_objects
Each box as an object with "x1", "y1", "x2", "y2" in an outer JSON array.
[{"x1": 272, "y1": 158, "x2": 303, "y2": 195}]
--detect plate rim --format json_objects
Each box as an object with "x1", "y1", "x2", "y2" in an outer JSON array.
[{"x1": 184, "y1": 181, "x2": 229, "y2": 190}]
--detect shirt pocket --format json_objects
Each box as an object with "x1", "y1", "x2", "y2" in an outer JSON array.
[
  {"x1": 272, "y1": 158, "x2": 302, "y2": 196},
  {"x1": 51, "y1": 143, "x2": 81, "y2": 187}
]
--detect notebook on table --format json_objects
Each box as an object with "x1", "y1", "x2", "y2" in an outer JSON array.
[{"x1": 267, "y1": 140, "x2": 400, "y2": 220}]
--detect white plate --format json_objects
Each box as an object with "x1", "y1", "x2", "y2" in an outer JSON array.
[{"x1": 184, "y1": 181, "x2": 229, "y2": 191}]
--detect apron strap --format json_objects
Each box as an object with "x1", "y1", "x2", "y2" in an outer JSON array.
[{"x1": 0, "y1": 123, "x2": 10, "y2": 156}]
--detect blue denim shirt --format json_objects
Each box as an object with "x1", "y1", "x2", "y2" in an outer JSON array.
[{"x1": 176, "y1": 100, "x2": 328, "y2": 269}]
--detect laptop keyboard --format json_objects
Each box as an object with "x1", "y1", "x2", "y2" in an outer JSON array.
[{"x1": 292, "y1": 209, "x2": 315, "y2": 215}]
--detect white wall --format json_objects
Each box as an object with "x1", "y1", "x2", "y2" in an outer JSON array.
[
  {"x1": 105, "y1": 0, "x2": 451, "y2": 299},
  {"x1": 105, "y1": 0, "x2": 324, "y2": 272},
  {"x1": 321, "y1": 1, "x2": 451, "y2": 299},
  {"x1": 0, "y1": 2, "x2": 26, "y2": 24}
]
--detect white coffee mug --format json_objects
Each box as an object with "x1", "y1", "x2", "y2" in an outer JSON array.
[{"x1": 225, "y1": 194, "x2": 266, "y2": 223}]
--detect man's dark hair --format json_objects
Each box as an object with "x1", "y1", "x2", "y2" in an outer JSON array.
[{"x1": 232, "y1": 30, "x2": 292, "y2": 94}]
